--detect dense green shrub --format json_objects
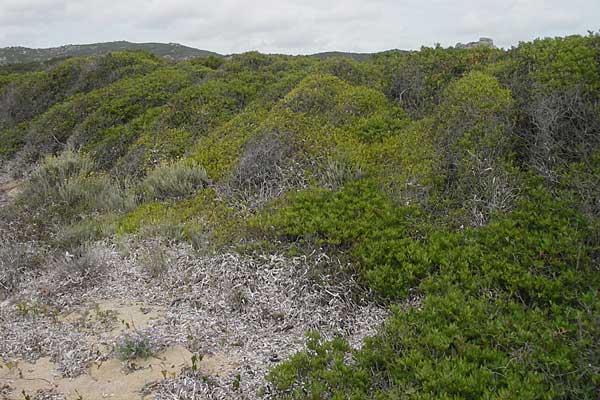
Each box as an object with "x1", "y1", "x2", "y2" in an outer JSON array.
[
  {"x1": 312, "y1": 57, "x2": 377, "y2": 87},
  {"x1": 380, "y1": 45, "x2": 502, "y2": 118},
  {"x1": 282, "y1": 74, "x2": 388, "y2": 125},
  {"x1": 268, "y1": 187, "x2": 599, "y2": 398},
  {"x1": 271, "y1": 286, "x2": 599, "y2": 399},
  {"x1": 5, "y1": 64, "x2": 199, "y2": 161},
  {"x1": 429, "y1": 71, "x2": 518, "y2": 226},
  {"x1": 512, "y1": 35, "x2": 600, "y2": 92},
  {"x1": 163, "y1": 77, "x2": 247, "y2": 133}
]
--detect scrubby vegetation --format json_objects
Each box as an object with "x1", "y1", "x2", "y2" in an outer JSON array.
[{"x1": 1, "y1": 33, "x2": 599, "y2": 398}]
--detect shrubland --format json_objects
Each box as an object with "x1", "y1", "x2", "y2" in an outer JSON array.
[{"x1": 1, "y1": 33, "x2": 599, "y2": 398}]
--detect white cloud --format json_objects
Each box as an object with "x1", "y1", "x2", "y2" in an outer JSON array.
[{"x1": 0, "y1": 0, "x2": 598, "y2": 53}]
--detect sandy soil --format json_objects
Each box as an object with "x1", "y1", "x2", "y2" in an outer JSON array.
[{"x1": 0, "y1": 239, "x2": 388, "y2": 399}]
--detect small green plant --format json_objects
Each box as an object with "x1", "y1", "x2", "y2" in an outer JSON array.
[
  {"x1": 191, "y1": 353, "x2": 203, "y2": 372},
  {"x1": 14, "y1": 301, "x2": 52, "y2": 318},
  {"x1": 115, "y1": 332, "x2": 155, "y2": 361},
  {"x1": 232, "y1": 373, "x2": 241, "y2": 391},
  {"x1": 93, "y1": 305, "x2": 119, "y2": 327}
]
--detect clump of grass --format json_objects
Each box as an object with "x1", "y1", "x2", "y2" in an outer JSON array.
[
  {"x1": 140, "y1": 239, "x2": 170, "y2": 278},
  {"x1": 142, "y1": 159, "x2": 209, "y2": 201},
  {"x1": 17, "y1": 150, "x2": 136, "y2": 227},
  {"x1": 29, "y1": 150, "x2": 95, "y2": 191},
  {"x1": 318, "y1": 158, "x2": 364, "y2": 190},
  {"x1": 51, "y1": 245, "x2": 108, "y2": 293},
  {"x1": 115, "y1": 332, "x2": 155, "y2": 361},
  {"x1": 55, "y1": 219, "x2": 107, "y2": 250},
  {"x1": 0, "y1": 239, "x2": 44, "y2": 300}
]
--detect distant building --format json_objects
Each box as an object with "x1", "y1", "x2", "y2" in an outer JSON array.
[{"x1": 455, "y1": 38, "x2": 496, "y2": 49}]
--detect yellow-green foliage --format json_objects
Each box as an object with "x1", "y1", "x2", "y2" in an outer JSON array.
[
  {"x1": 117, "y1": 201, "x2": 171, "y2": 234},
  {"x1": 190, "y1": 110, "x2": 266, "y2": 179},
  {"x1": 117, "y1": 188, "x2": 238, "y2": 249},
  {"x1": 435, "y1": 71, "x2": 514, "y2": 153},
  {"x1": 281, "y1": 74, "x2": 388, "y2": 125}
]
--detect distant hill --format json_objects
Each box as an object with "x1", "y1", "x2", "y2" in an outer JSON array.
[
  {"x1": 0, "y1": 41, "x2": 221, "y2": 66},
  {"x1": 309, "y1": 51, "x2": 376, "y2": 61},
  {"x1": 0, "y1": 41, "x2": 411, "y2": 67}
]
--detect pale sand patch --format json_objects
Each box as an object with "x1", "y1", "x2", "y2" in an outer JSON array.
[
  {"x1": 198, "y1": 352, "x2": 241, "y2": 378},
  {"x1": 0, "y1": 346, "x2": 238, "y2": 399},
  {"x1": 62, "y1": 301, "x2": 164, "y2": 332}
]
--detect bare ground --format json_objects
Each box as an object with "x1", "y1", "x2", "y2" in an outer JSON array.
[{"x1": 0, "y1": 235, "x2": 388, "y2": 399}]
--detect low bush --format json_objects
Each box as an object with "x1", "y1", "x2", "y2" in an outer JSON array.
[
  {"x1": 117, "y1": 189, "x2": 239, "y2": 250},
  {"x1": 19, "y1": 150, "x2": 136, "y2": 217},
  {"x1": 115, "y1": 332, "x2": 156, "y2": 360},
  {"x1": 282, "y1": 74, "x2": 388, "y2": 125},
  {"x1": 0, "y1": 240, "x2": 45, "y2": 300},
  {"x1": 55, "y1": 219, "x2": 111, "y2": 250},
  {"x1": 141, "y1": 159, "x2": 209, "y2": 201},
  {"x1": 140, "y1": 239, "x2": 170, "y2": 278},
  {"x1": 227, "y1": 130, "x2": 307, "y2": 207},
  {"x1": 50, "y1": 245, "x2": 109, "y2": 293}
]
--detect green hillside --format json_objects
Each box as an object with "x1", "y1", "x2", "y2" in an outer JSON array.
[{"x1": 1, "y1": 34, "x2": 599, "y2": 399}]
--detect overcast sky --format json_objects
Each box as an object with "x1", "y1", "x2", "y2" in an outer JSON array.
[{"x1": 0, "y1": 0, "x2": 599, "y2": 54}]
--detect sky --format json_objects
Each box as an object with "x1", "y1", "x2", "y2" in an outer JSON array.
[{"x1": 0, "y1": 0, "x2": 599, "y2": 54}]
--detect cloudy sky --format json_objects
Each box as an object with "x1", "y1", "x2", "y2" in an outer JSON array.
[{"x1": 0, "y1": 0, "x2": 599, "y2": 54}]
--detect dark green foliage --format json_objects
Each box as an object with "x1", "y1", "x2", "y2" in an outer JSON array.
[
  {"x1": 271, "y1": 293, "x2": 595, "y2": 399},
  {"x1": 258, "y1": 179, "x2": 423, "y2": 249},
  {"x1": 268, "y1": 189, "x2": 599, "y2": 399}
]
